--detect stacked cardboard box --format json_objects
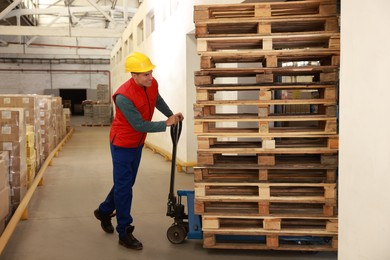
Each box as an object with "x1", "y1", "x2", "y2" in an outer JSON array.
[
  {"x1": 83, "y1": 103, "x2": 111, "y2": 126},
  {"x1": 38, "y1": 96, "x2": 54, "y2": 161},
  {"x1": 0, "y1": 108, "x2": 27, "y2": 210},
  {"x1": 97, "y1": 84, "x2": 110, "y2": 104},
  {"x1": 93, "y1": 104, "x2": 111, "y2": 125},
  {"x1": 0, "y1": 94, "x2": 67, "y2": 211},
  {"x1": 26, "y1": 124, "x2": 36, "y2": 188},
  {"x1": 83, "y1": 104, "x2": 94, "y2": 125},
  {"x1": 63, "y1": 108, "x2": 71, "y2": 133},
  {"x1": 51, "y1": 96, "x2": 64, "y2": 147},
  {"x1": 0, "y1": 95, "x2": 42, "y2": 172},
  {"x1": 0, "y1": 151, "x2": 10, "y2": 234}
]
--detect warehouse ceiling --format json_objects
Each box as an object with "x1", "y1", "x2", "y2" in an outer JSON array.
[{"x1": 0, "y1": 0, "x2": 140, "y2": 58}]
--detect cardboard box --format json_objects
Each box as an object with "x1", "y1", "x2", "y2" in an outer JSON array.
[
  {"x1": 0, "y1": 125, "x2": 22, "y2": 142},
  {"x1": 0, "y1": 95, "x2": 35, "y2": 108},
  {"x1": 0, "y1": 110, "x2": 24, "y2": 124},
  {"x1": 11, "y1": 184, "x2": 27, "y2": 208},
  {"x1": 9, "y1": 171, "x2": 27, "y2": 187},
  {"x1": 0, "y1": 216, "x2": 6, "y2": 235},
  {"x1": 0, "y1": 151, "x2": 9, "y2": 168},
  {"x1": 0, "y1": 141, "x2": 21, "y2": 158},
  {"x1": 0, "y1": 160, "x2": 8, "y2": 190},
  {"x1": 0, "y1": 186, "x2": 10, "y2": 221}
]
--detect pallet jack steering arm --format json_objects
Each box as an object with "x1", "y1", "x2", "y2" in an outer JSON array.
[{"x1": 166, "y1": 121, "x2": 182, "y2": 218}]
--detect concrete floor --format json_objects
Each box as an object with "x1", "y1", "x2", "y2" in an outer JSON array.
[{"x1": 1, "y1": 116, "x2": 337, "y2": 260}]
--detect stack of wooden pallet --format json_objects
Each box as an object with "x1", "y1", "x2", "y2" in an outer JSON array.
[{"x1": 193, "y1": 0, "x2": 339, "y2": 252}]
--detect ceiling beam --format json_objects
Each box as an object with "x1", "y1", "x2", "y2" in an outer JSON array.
[
  {"x1": 86, "y1": 0, "x2": 116, "y2": 25},
  {"x1": 26, "y1": 16, "x2": 62, "y2": 46},
  {"x1": 0, "y1": 25, "x2": 122, "y2": 37},
  {"x1": 0, "y1": 0, "x2": 23, "y2": 20},
  {"x1": 2, "y1": 6, "x2": 137, "y2": 19}
]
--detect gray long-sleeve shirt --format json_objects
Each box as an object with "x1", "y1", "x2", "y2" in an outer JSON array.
[{"x1": 115, "y1": 93, "x2": 173, "y2": 133}]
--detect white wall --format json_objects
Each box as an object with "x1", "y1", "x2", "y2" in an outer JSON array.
[
  {"x1": 0, "y1": 62, "x2": 110, "y2": 94},
  {"x1": 110, "y1": 0, "x2": 242, "y2": 164},
  {"x1": 339, "y1": 0, "x2": 390, "y2": 259}
]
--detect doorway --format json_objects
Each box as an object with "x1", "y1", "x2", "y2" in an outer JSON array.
[{"x1": 59, "y1": 89, "x2": 87, "y2": 115}]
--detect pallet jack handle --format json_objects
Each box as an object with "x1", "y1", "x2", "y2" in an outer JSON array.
[{"x1": 166, "y1": 121, "x2": 182, "y2": 217}]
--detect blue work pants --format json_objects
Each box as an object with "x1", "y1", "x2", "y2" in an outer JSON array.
[{"x1": 99, "y1": 143, "x2": 143, "y2": 239}]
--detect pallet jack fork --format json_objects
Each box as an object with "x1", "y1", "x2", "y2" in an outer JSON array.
[{"x1": 166, "y1": 121, "x2": 202, "y2": 244}]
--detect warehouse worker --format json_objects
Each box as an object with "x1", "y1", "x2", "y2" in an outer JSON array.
[{"x1": 94, "y1": 52, "x2": 184, "y2": 250}]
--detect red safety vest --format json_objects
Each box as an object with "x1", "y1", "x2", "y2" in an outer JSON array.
[{"x1": 110, "y1": 77, "x2": 158, "y2": 148}]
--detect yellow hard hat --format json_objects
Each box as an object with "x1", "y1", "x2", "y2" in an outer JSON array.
[{"x1": 125, "y1": 52, "x2": 156, "y2": 73}]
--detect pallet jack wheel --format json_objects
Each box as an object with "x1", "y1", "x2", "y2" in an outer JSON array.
[{"x1": 167, "y1": 224, "x2": 187, "y2": 244}]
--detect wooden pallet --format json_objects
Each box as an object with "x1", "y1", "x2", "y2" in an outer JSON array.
[
  {"x1": 199, "y1": 50, "x2": 340, "y2": 69},
  {"x1": 203, "y1": 231, "x2": 337, "y2": 251},
  {"x1": 195, "y1": 81, "x2": 337, "y2": 89},
  {"x1": 194, "y1": 83, "x2": 337, "y2": 111},
  {"x1": 198, "y1": 153, "x2": 338, "y2": 167},
  {"x1": 195, "y1": 182, "x2": 336, "y2": 204},
  {"x1": 195, "y1": 66, "x2": 339, "y2": 85},
  {"x1": 197, "y1": 136, "x2": 338, "y2": 152},
  {"x1": 194, "y1": 82, "x2": 338, "y2": 137},
  {"x1": 194, "y1": 166, "x2": 337, "y2": 183},
  {"x1": 195, "y1": 17, "x2": 339, "y2": 38},
  {"x1": 194, "y1": 1, "x2": 337, "y2": 22},
  {"x1": 195, "y1": 199, "x2": 336, "y2": 217},
  {"x1": 198, "y1": 148, "x2": 338, "y2": 163},
  {"x1": 195, "y1": 83, "x2": 337, "y2": 101},
  {"x1": 194, "y1": 117, "x2": 338, "y2": 136},
  {"x1": 202, "y1": 215, "x2": 338, "y2": 233},
  {"x1": 197, "y1": 33, "x2": 340, "y2": 52}
]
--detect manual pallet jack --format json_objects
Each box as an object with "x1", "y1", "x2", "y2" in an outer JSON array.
[
  {"x1": 166, "y1": 121, "x2": 202, "y2": 244},
  {"x1": 165, "y1": 121, "x2": 331, "y2": 250}
]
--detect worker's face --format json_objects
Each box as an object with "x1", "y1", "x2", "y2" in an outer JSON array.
[{"x1": 132, "y1": 71, "x2": 153, "y2": 87}]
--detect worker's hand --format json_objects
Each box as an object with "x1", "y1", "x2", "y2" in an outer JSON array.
[
  {"x1": 174, "y1": 112, "x2": 184, "y2": 122},
  {"x1": 166, "y1": 115, "x2": 178, "y2": 126}
]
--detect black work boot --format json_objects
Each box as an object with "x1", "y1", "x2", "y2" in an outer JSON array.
[
  {"x1": 119, "y1": 225, "x2": 143, "y2": 250},
  {"x1": 94, "y1": 208, "x2": 114, "y2": 234}
]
